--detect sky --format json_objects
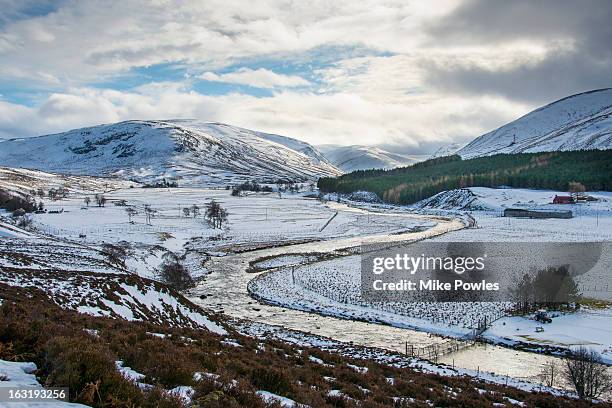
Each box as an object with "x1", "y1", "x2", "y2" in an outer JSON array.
[{"x1": 0, "y1": 0, "x2": 610, "y2": 153}]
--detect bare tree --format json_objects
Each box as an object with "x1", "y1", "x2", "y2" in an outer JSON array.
[
  {"x1": 540, "y1": 361, "x2": 559, "y2": 388},
  {"x1": 94, "y1": 194, "x2": 106, "y2": 207},
  {"x1": 84, "y1": 196, "x2": 91, "y2": 207},
  {"x1": 182, "y1": 207, "x2": 190, "y2": 217},
  {"x1": 564, "y1": 347, "x2": 611, "y2": 399},
  {"x1": 125, "y1": 207, "x2": 137, "y2": 223},
  {"x1": 568, "y1": 181, "x2": 587, "y2": 193},
  {"x1": 205, "y1": 199, "x2": 228, "y2": 229},
  {"x1": 143, "y1": 204, "x2": 156, "y2": 225},
  {"x1": 190, "y1": 204, "x2": 200, "y2": 218}
]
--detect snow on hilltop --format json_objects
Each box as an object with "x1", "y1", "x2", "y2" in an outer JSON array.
[
  {"x1": 428, "y1": 142, "x2": 465, "y2": 160},
  {"x1": 457, "y1": 88, "x2": 612, "y2": 159},
  {"x1": 318, "y1": 144, "x2": 422, "y2": 172},
  {"x1": 0, "y1": 120, "x2": 341, "y2": 185}
]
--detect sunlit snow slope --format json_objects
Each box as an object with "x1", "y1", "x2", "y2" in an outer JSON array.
[
  {"x1": 457, "y1": 88, "x2": 612, "y2": 159},
  {"x1": 318, "y1": 144, "x2": 422, "y2": 172},
  {"x1": 0, "y1": 120, "x2": 341, "y2": 185}
]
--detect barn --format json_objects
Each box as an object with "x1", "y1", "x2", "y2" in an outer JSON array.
[
  {"x1": 503, "y1": 208, "x2": 573, "y2": 219},
  {"x1": 553, "y1": 195, "x2": 575, "y2": 204}
]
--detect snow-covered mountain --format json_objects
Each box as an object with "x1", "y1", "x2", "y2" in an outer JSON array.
[
  {"x1": 0, "y1": 120, "x2": 341, "y2": 185},
  {"x1": 457, "y1": 88, "x2": 612, "y2": 159},
  {"x1": 318, "y1": 144, "x2": 422, "y2": 172},
  {"x1": 428, "y1": 142, "x2": 465, "y2": 160}
]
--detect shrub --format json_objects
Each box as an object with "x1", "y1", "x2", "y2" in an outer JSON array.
[
  {"x1": 160, "y1": 254, "x2": 194, "y2": 290},
  {"x1": 0, "y1": 189, "x2": 36, "y2": 213},
  {"x1": 250, "y1": 367, "x2": 293, "y2": 396}
]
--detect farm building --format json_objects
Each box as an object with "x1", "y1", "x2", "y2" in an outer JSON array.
[
  {"x1": 503, "y1": 208, "x2": 573, "y2": 219},
  {"x1": 553, "y1": 195, "x2": 575, "y2": 204}
]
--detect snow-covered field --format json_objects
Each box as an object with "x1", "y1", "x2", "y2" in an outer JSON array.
[
  {"x1": 248, "y1": 255, "x2": 510, "y2": 337},
  {"x1": 14, "y1": 188, "x2": 432, "y2": 279},
  {"x1": 423, "y1": 186, "x2": 612, "y2": 361},
  {"x1": 0, "y1": 237, "x2": 125, "y2": 273},
  {"x1": 248, "y1": 187, "x2": 612, "y2": 359},
  {"x1": 417, "y1": 188, "x2": 612, "y2": 243},
  {"x1": 486, "y1": 308, "x2": 612, "y2": 364}
]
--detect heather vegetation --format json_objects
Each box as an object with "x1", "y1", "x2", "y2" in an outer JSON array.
[
  {"x1": 1, "y1": 283, "x2": 602, "y2": 407},
  {"x1": 318, "y1": 151, "x2": 612, "y2": 204},
  {"x1": 0, "y1": 189, "x2": 41, "y2": 214}
]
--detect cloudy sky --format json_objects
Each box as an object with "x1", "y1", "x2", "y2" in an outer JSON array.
[{"x1": 0, "y1": 0, "x2": 610, "y2": 153}]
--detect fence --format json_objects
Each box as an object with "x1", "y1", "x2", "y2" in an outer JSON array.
[
  {"x1": 404, "y1": 308, "x2": 507, "y2": 362},
  {"x1": 405, "y1": 338, "x2": 477, "y2": 362}
]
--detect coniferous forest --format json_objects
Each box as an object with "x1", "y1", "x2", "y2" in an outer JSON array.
[{"x1": 317, "y1": 150, "x2": 612, "y2": 204}]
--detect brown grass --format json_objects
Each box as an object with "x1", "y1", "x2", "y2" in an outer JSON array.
[{"x1": 0, "y1": 283, "x2": 608, "y2": 407}]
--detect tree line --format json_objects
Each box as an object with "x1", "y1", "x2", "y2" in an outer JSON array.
[{"x1": 318, "y1": 150, "x2": 612, "y2": 204}]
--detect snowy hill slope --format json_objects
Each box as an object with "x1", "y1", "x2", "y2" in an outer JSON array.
[
  {"x1": 412, "y1": 189, "x2": 490, "y2": 211},
  {"x1": 0, "y1": 166, "x2": 133, "y2": 197},
  {"x1": 0, "y1": 120, "x2": 341, "y2": 185},
  {"x1": 318, "y1": 144, "x2": 422, "y2": 172},
  {"x1": 458, "y1": 88, "x2": 612, "y2": 159},
  {"x1": 429, "y1": 142, "x2": 465, "y2": 159},
  {"x1": 0, "y1": 237, "x2": 226, "y2": 332}
]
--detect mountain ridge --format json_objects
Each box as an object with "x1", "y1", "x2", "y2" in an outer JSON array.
[
  {"x1": 0, "y1": 119, "x2": 342, "y2": 185},
  {"x1": 457, "y1": 88, "x2": 612, "y2": 158}
]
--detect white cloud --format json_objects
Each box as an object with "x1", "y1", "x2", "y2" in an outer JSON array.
[
  {"x1": 0, "y1": 83, "x2": 529, "y2": 150},
  {"x1": 200, "y1": 68, "x2": 309, "y2": 89},
  {"x1": 0, "y1": 0, "x2": 598, "y2": 150},
  {"x1": 0, "y1": 0, "x2": 457, "y2": 86}
]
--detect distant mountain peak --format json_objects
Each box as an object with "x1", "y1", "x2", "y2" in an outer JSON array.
[{"x1": 318, "y1": 144, "x2": 423, "y2": 172}]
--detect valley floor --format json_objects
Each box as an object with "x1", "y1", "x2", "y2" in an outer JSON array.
[
  {"x1": 2, "y1": 184, "x2": 612, "y2": 404},
  {"x1": 245, "y1": 188, "x2": 612, "y2": 365}
]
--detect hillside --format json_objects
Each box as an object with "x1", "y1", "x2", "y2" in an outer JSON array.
[
  {"x1": 318, "y1": 150, "x2": 612, "y2": 204},
  {"x1": 429, "y1": 142, "x2": 465, "y2": 159},
  {"x1": 318, "y1": 144, "x2": 422, "y2": 172},
  {"x1": 1, "y1": 283, "x2": 591, "y2": 408},
  {"x1": 457, "y1": 88, "x2": 612, "y2": 158},
  {"x1": 0, "y1": 166, "x2": 133, "y2": 197},
  {"x1": 0, "y1": 120, "x2": 341, "y2": 185}
]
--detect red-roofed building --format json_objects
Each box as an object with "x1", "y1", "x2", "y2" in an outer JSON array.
[{"x1": 553, "y1": 195, "x2": 575, "y2": 204}]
